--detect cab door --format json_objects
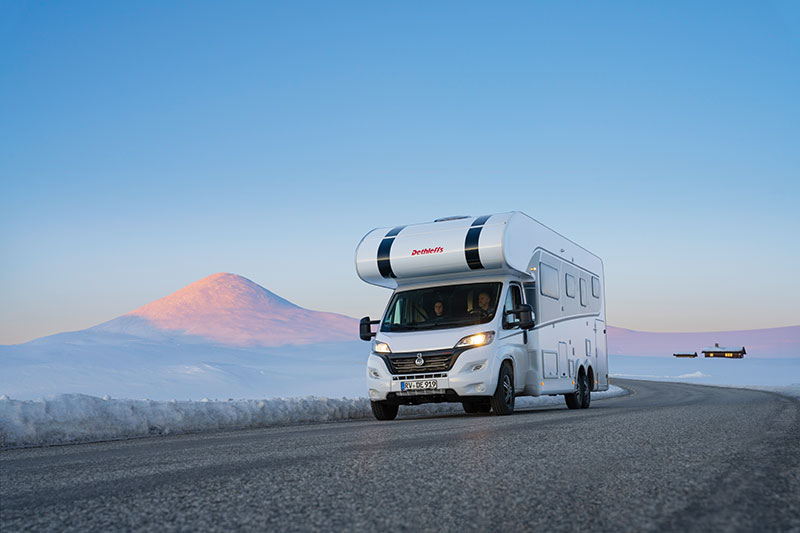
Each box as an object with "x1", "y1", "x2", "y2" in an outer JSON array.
[{"x1": 500, "y1": 283, "x2": 527, "y2": 390}]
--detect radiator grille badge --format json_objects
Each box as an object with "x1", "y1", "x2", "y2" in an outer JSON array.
[{"x1": 415, "y1": 354, "x2": 425, "y2": 366}]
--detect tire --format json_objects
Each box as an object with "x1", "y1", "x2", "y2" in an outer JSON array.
[
  {"x1": 564, "y1": 389, "x2": 581, "y2": 409},
  {"x1": 580, "y1": 372, "x2": 591, "y2": 409},
  {"x1": 564, "y1": 372, "x2": 591, "y2": 409},
  {"x1": 462, "y1": 401, "x2": 480, "y2": 414},
  {"x1": 371, "y1": 401, "x2": 399, "y2": 421},
  {"x1": 490, "y1": 362, "x2": 515, "y2": 416},
  {"x1": 564, "y1": 374, "x2": 582, "y2": 410}
]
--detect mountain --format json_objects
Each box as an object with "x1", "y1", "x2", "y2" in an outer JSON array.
[
  {"x1": 0, "y1": 274, "x2": 365, "y2": 400},
  {"x1": 37, "y1": 273, "x2": 359, "y2": 347},
  {"x1": 607, "y1": 325, "x2": 800, "y2": 358}
]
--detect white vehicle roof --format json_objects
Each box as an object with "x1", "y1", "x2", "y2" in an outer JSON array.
[{"x1": 355, "y1": 211, "x2": 602, "y2": 289}]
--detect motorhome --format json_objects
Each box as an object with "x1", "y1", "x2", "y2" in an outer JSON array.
[{"x1": 356, "y1": 212, "x2": 608, "y2": 420}]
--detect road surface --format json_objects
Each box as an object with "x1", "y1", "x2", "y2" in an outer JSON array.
[{"x1": 2, "y1": 379, "x2": 799, "y2": 532}]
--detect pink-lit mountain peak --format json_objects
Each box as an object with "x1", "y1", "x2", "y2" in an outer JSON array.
[
  {"x1": 128, "y1": 273, "x2": 299, "y2": 320},
  {"x1": 115, "y1": 273, "x2": 357, "y2": 346}
]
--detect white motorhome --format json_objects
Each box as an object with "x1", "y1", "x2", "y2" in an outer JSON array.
[{"x1": 356, "y1": 212, "x2": 608, "y2": 420}]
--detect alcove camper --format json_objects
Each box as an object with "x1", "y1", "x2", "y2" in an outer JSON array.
[{"x1": 356, "y1": 212, "x2": 608, "y2": 420}]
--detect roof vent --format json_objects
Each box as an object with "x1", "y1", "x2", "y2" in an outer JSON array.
[{"x1": 434, "y1": 215, "x2": 470, "y2": 222}]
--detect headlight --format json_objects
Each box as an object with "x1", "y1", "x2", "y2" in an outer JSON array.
[
  {"x1": 372, "y1": 341, "x2": 391, "y2": 353},
  {"x1": 455, "y1": 331, "x2": 494, "y2": 349}
]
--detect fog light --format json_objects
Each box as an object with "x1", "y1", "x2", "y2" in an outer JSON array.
[
  {"x1": 369, "y1": 389, "x2": 379, "y2": 398},
  {"x1": 476, "y1": 384, "x2": 486, "y2": 393}
]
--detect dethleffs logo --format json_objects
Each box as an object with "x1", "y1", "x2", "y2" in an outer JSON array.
[{"x1": 411, "y1": 247, "x2": 444, "y2": 256}]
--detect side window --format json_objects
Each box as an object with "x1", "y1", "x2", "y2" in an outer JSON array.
[
  {"x1": 503, "y1": 284, "x2": 522, "y2": 328},
  {"x1": 579, "y1": 278, "x2": 587, "y2": 307},
  {"x1": 539, "y1": 262, "x2": 559, "y2": 300},
  {"x1": 386, "y1": 298, "x2": 403, "y2": 324},
  {"x1": 592, "y1": 277, "x2": 600, "y2": 298},
  {"x1": 565, "y1": 274, "x2": 576, "y2": 298},
  {"x1": 523, "y1": 282, "x2": 536, "y2": 306}
]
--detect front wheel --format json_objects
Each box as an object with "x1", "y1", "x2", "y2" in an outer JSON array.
[
  {"x1": 462, "y1": 401, "x2": 480, "y2": 414},
  {"x1": 371, "y1": 401, "x2": 399, "y2": 421},
  {"x1": 490, "y1": 362, "x2": 515, "y2": 415}
]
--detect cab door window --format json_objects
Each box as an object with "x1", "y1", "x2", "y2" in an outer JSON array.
[{"x1": 503, "y1": 284, "x2": 523, "y2": 329}]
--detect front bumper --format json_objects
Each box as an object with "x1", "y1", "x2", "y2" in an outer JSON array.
[{"x1": 366, "y1": 346, "x2": 496, "y2": 403}]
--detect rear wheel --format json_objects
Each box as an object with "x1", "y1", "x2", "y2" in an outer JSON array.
[
  {"x1": 580, "y1": 372, "x2": 591, "y2": 408},
  {"x1": 371, "y1": 401, "x2": 399, "y2": 421},
  {"x1": 490, "y1": 362, "x2": 515, "y2": 415},
  {"x1": 565, "y1": 371, "x2": 591, "y2": 409},
  {"x1": 564, "y1": 389, "x2": 581, "y2": 409}
]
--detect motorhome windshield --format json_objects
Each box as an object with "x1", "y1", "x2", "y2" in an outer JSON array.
[{"x1": 381, "y1": 282, "x2": 502, "y2": 332}]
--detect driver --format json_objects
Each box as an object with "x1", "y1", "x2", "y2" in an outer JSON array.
[{"x1": 470, "y1": 291, "x2": 491, "y2": 317}]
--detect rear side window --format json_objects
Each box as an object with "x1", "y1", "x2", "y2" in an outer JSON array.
[
  {"x1": 565, "y1": 274, "x2": 576, "y2": 298},
  {"x1": 579, "y1": 278, "x2": 587, "y2": 307},
  {"x1": 540, "y1": 262, "x2": 559, "y2": 300},
  {"x1": 592, "y1": 277, "x2": 600, "y2": 298}
]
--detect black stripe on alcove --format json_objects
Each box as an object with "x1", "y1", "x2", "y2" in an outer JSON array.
[
  {"x1": 377, "y1": 226, "x2": 405, "y2": 278},
  {"x1": 465, "y1": 215, "x2": 491, "y2": 270}
]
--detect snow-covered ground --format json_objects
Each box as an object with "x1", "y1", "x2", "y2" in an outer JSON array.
[
  {"x1": 0, "y1": 340, "x2": 368, "y2": 401},
  {"x1": 0, "y1": 386, "x2": 628, "y2": 448},
  {"x1": 609, "y1": 354, "x2": 800, "y2": 398}
]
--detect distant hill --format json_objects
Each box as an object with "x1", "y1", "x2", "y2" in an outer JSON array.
[
  {"x1": 31, "y1": 273, "x2": 358, "y2": 347},
  {"x1": 0, "y1": 274, "x2": 363, "y2": 400},
  {"x1": 607, "y1": 325, "x2": 800, "y2": 358}
]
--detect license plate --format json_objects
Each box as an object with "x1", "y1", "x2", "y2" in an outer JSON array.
[{"x1": 401, "y1": 380, "x2": 438, "y2": 391}]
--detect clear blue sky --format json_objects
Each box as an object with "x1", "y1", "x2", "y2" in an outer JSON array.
[{"x1": 2, "y1": 1, "x2": 799, "y2": 344}]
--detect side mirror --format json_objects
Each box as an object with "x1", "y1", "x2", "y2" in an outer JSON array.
[
  {"x1": 517, "y1": 304, "x2": 535, "y2": 329},
  {"x1": 508, "y1": 304, "x2": 535, "y2": 330},
  {"x1": 359, "y1": 316, "x2": 379, "y2": 341}
]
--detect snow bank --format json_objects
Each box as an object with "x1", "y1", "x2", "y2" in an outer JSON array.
[{"x1": 0, "y1": 386, "x2": 627, "y2": 448}]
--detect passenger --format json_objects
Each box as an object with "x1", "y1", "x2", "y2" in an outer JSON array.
[{"x1": 470, "y1": 291, "x2": 492, "y2": 318}]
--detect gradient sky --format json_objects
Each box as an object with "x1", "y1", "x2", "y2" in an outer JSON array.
[{"x1": 2, "y1": 1, "x2": 799, "y2": 344}]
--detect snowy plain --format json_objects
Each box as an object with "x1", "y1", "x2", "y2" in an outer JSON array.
[{"x1": 609, "y1": 354, "x2": 800, "y2": 399}]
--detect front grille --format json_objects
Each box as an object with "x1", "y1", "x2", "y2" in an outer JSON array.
[
  {"x1": 385, "y1": 350, "x2": 459, "y2": 374},
  {"x1": 392, "y1": 373, "x2": 447, "y2": 381}
]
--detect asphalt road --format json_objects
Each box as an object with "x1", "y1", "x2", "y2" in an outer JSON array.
[{"x1": 2, "y1": 379, "x2": 799, "y2": 532}]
